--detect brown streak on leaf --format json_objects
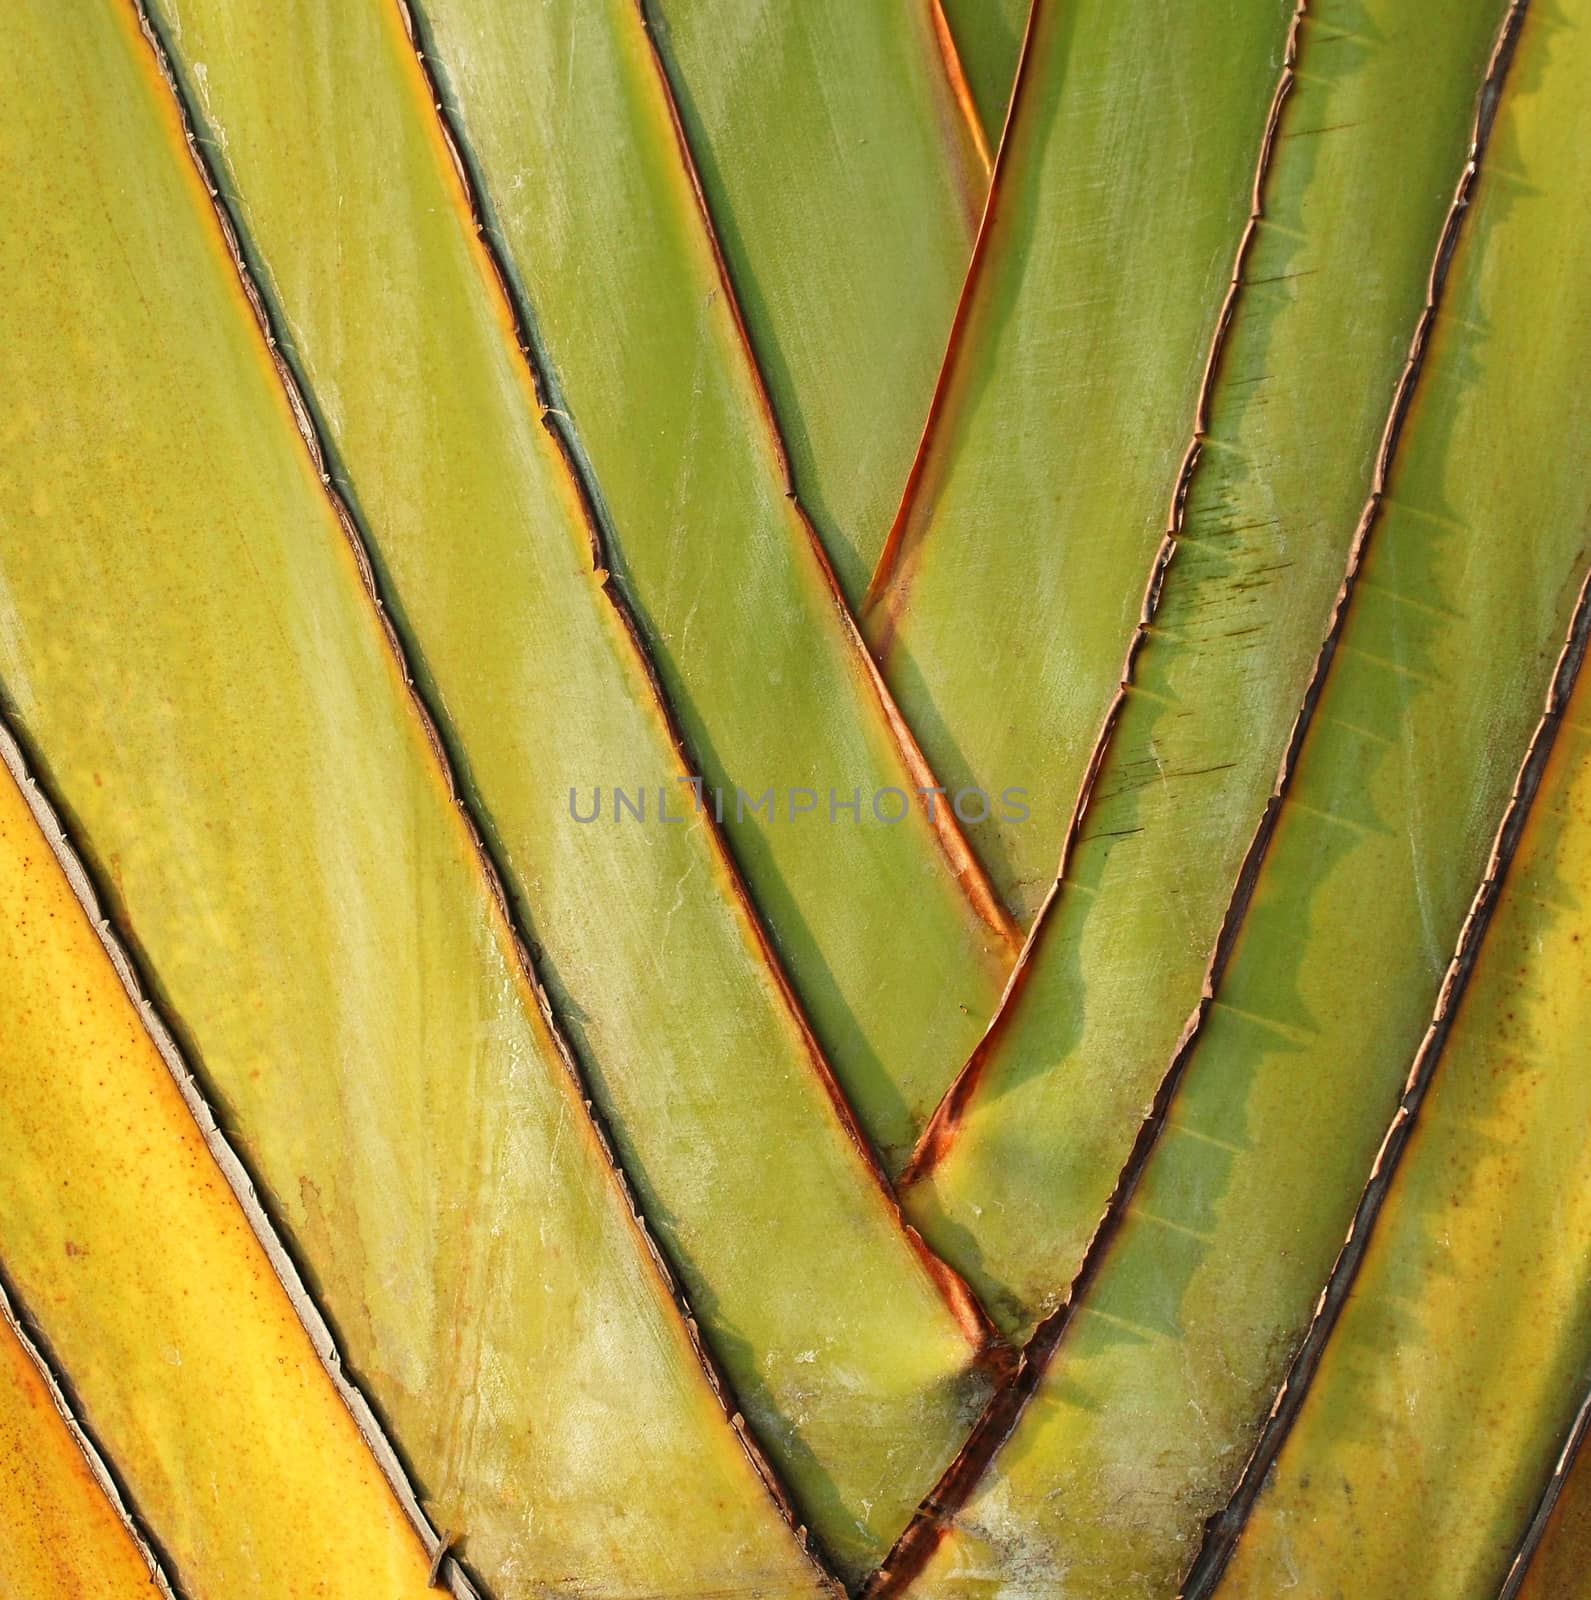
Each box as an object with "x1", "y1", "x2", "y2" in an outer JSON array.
[{"x1": 926, "y1": 0, "x2": 994, "y2": 176}]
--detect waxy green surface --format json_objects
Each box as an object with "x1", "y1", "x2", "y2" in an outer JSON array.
[
  {"x1": 865, "y1": 0, "x2": 1296, "y2": 923},
  {"x1": 906, "y1": 0, "x2": 1511, "y2": 1338},
  {"x1": 908, "y1": 0, "x2": 1591, "y2": 1590},
  {"x1": 407, "y1": 0, "x2": 1017, "y2": 1177},
  {"x1": 646, "y1": 0, "x2": 985, "y2": 604},
  {"x1": 1220, "y1": 642, "x2": 1591, "y2": 1600},
  {"x1": 0, "y1": 2, "x2": 875, "y2": 1589},
  {"x1": 140, "y1": 0, "x2": 993, "y2": 1573},
  {"x1": 1214, "y1": 12, "x2": 1591, "y2": 1590}
]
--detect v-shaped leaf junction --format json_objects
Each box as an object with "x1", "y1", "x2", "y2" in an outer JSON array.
[{"x1": 0, "y1": 0, "x2": 1587, "y2": 1597}]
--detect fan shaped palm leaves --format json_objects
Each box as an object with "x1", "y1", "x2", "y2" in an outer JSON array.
[{"x1": 1, "y1": 2, "x2": 1588, "y2": 1598}]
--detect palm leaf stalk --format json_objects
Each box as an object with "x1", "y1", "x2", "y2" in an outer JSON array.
[
  {"x1": 131, "y1": 0, "x2": 1003, "y2": 1574},
  {"x1": 639, "y1": 0, "x2": 989, "y2": 605},
  {"x1": 1, "y1": 6, "x2": 832, "y2": 1588},
  {"x1": 1210, "y1": 558, "x2": 1591, "y2": 1595},
  {"x1": 1, "y1": 1, "x2": 1588, "y2": 1598},
  {"x1": 897, "y1": 0, "x2": 1519, "y2": 1339}
]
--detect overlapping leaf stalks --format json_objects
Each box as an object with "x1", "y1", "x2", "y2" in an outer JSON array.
[{"x1": 0, "y1": 2, "x2": 1587, "y2": 1597}]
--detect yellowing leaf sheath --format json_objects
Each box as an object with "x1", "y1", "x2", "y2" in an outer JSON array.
[{"x1": 1, "y1": 1, "x2": 1587, "y2": 1597}]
